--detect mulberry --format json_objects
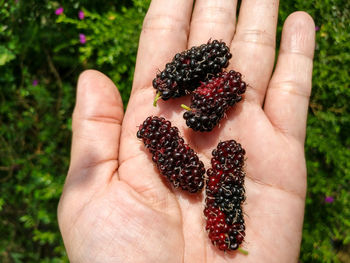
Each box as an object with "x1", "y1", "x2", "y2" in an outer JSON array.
[
  {"x1": 137, "y1": 116, "x2": 205, "y2": 193},
  {"x1": 153, "y1": 40, "x2": 232, "y2": 104},
  {"x1": 204, "y1": 140, "x2": 247, "y2": 252},
  {"x1": 182, "y1": 70, "x2": 246, "y2": 132}
]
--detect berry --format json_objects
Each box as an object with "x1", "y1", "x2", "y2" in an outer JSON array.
[
  {"x1": 153, "y1": 40, "x2": 232, "y2": 103},
  {"x1": 182, "y1": 70, "x2": 246, "y2": 132},
  {"x1": 137, "y1": 116, "x2": 205, "y2": 193},
  {"x1": 204, "y1": 140, "x2": 246, "y2": 251}
]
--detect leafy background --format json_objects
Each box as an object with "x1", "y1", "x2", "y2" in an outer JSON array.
[{"x1": 0, "y1": 0, "x2": 349, "y2": 262}]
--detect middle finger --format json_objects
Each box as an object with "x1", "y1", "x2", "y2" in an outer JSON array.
[{"x1": 188, "y1": 0, "x2": 238, "y2": 47}]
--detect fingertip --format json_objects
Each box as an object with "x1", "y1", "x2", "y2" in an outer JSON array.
[
  {"x1": 77, "y1": 69, "x2": 122, "y2": 105},
  {"x1": 287, "y1": 11, "x2": 315, "y2": 26},
  {"x1": 74, "y1": 69, "x2": 124, "y2": 125},
  {"x1": 78, "y1": 69, "x2": 115, "y2": 88},
  {"x1": 281, "y1": 11, "x2": 316, "y2": 59},
  {"x1": 286, "y1": 11, "x2": 315, "y2": 26}
]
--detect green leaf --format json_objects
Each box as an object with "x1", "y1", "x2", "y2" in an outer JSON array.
[{"x1": 0, "y1": 45, "x2": 15, "y2": 65}]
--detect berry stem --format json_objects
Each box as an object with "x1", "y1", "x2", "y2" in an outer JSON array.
[
  {"x1": 238, "y1": 247, "x2": 249, "y2": 255},
  {"x1": 181, "y1": 104, "x2": 192, "y2": 111},
  {"x1": 153, "y1": 92, "x2": 162, "y2": 107}
]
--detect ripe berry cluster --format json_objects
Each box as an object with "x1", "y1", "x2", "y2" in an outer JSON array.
[
  {"x1": 137, "y1": 116, "x2": 205, "y2": 193},
  {"x1": 153, "y1": 40, "x2": 232, "y2": 101},
  {"x1": 138, "y1": 40, "x2": 249, "y2": 253},
  {"x1": 183, "y1": 70, "x2": 246, "y2": 132},
  {"x1": 204, "y1": 140, "x2": 246, "y2": 251}
]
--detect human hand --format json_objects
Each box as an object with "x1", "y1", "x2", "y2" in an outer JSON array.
[{"x1": 58, "y1": 0, "x2": 315, "y2": 262}]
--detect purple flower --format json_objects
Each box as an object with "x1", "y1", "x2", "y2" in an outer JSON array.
[
  {"x1": 78, "y1": 10, "x2": 85, "y2": 20},
  {"x1": 315, "y1": 26, "x2": 320, "y2": 31},
  {"x1": 325, "y1": 196, "x2": 334, "y2": 203},
  {"x1": 79, "y1": 34, "x2": 86, "y2": 44},
  {"x1": 32, "y1": 80, "x2": 38, "y2": 86},
  {"x1": 55, "y1": 7, "x2": 64, "y2": 15}
]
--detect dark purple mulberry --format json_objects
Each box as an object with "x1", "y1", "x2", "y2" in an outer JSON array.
[
  {"x1": 204, "y1": 140, "x2": 247, "y2": 252},
  {"x1": 153, "y1": 40, "x2": 232, "y2": 103},
  {"x1": 182, "y1": 70, "x2": 246, "y2": 132},
  {"x1": 137, "y1": 116, "x2": 205, "y2": 193}
]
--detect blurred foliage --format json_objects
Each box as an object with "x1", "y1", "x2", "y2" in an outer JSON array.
[
  {"x1": 278, "y1": 1, "x2": 350, "y2": 262},
  {"x1": 0, "y1": 0, "x2": 149, "y2": 262},
  {"x1": 0, "y1": 0, "x2": 349, "y2": 262}
]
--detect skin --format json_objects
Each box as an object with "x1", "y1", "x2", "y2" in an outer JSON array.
[{"x1": 57, "y1": 0, "x2": 315, "y2": 262}]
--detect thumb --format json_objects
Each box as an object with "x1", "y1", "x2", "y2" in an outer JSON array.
[{"x1": 67, "y1": 69, "x2": 124, "y2": 190}]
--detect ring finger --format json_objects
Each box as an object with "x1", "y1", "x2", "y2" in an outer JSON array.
[{"x1": 231, "y1": 0, "x2": 279, "y2": 105}]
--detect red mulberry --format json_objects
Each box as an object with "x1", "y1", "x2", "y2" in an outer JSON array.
[
  {"x1": 137, "y1": 116, "x2": 205, "y2": 193},
  {"x1": 204, "y1": 140, "x2": 246, "y2": 251},
  {"x1": 182, "y1": 70, "x2": 246, "y2": 132}
]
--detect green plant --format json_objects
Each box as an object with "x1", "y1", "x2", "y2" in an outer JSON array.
[{"x1": 0, "y1": 1, "x2": 149, "y2": 262}]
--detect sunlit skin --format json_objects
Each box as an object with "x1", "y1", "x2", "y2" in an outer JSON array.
[{"x1": 58, "y1": 0, "x2": 315, "y2": 262}]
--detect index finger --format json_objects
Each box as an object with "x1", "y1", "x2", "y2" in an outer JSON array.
[
  {"x1": 119, "y1": 0, "x2": 194, "y2": 194},
  {"x1": 131, "y1": 0, "x2": 193, "y2": 94}
]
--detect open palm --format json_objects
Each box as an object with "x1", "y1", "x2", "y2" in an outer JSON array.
[{"x1": 58, "y1": 0, "x2": 315, "y2": 262}]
